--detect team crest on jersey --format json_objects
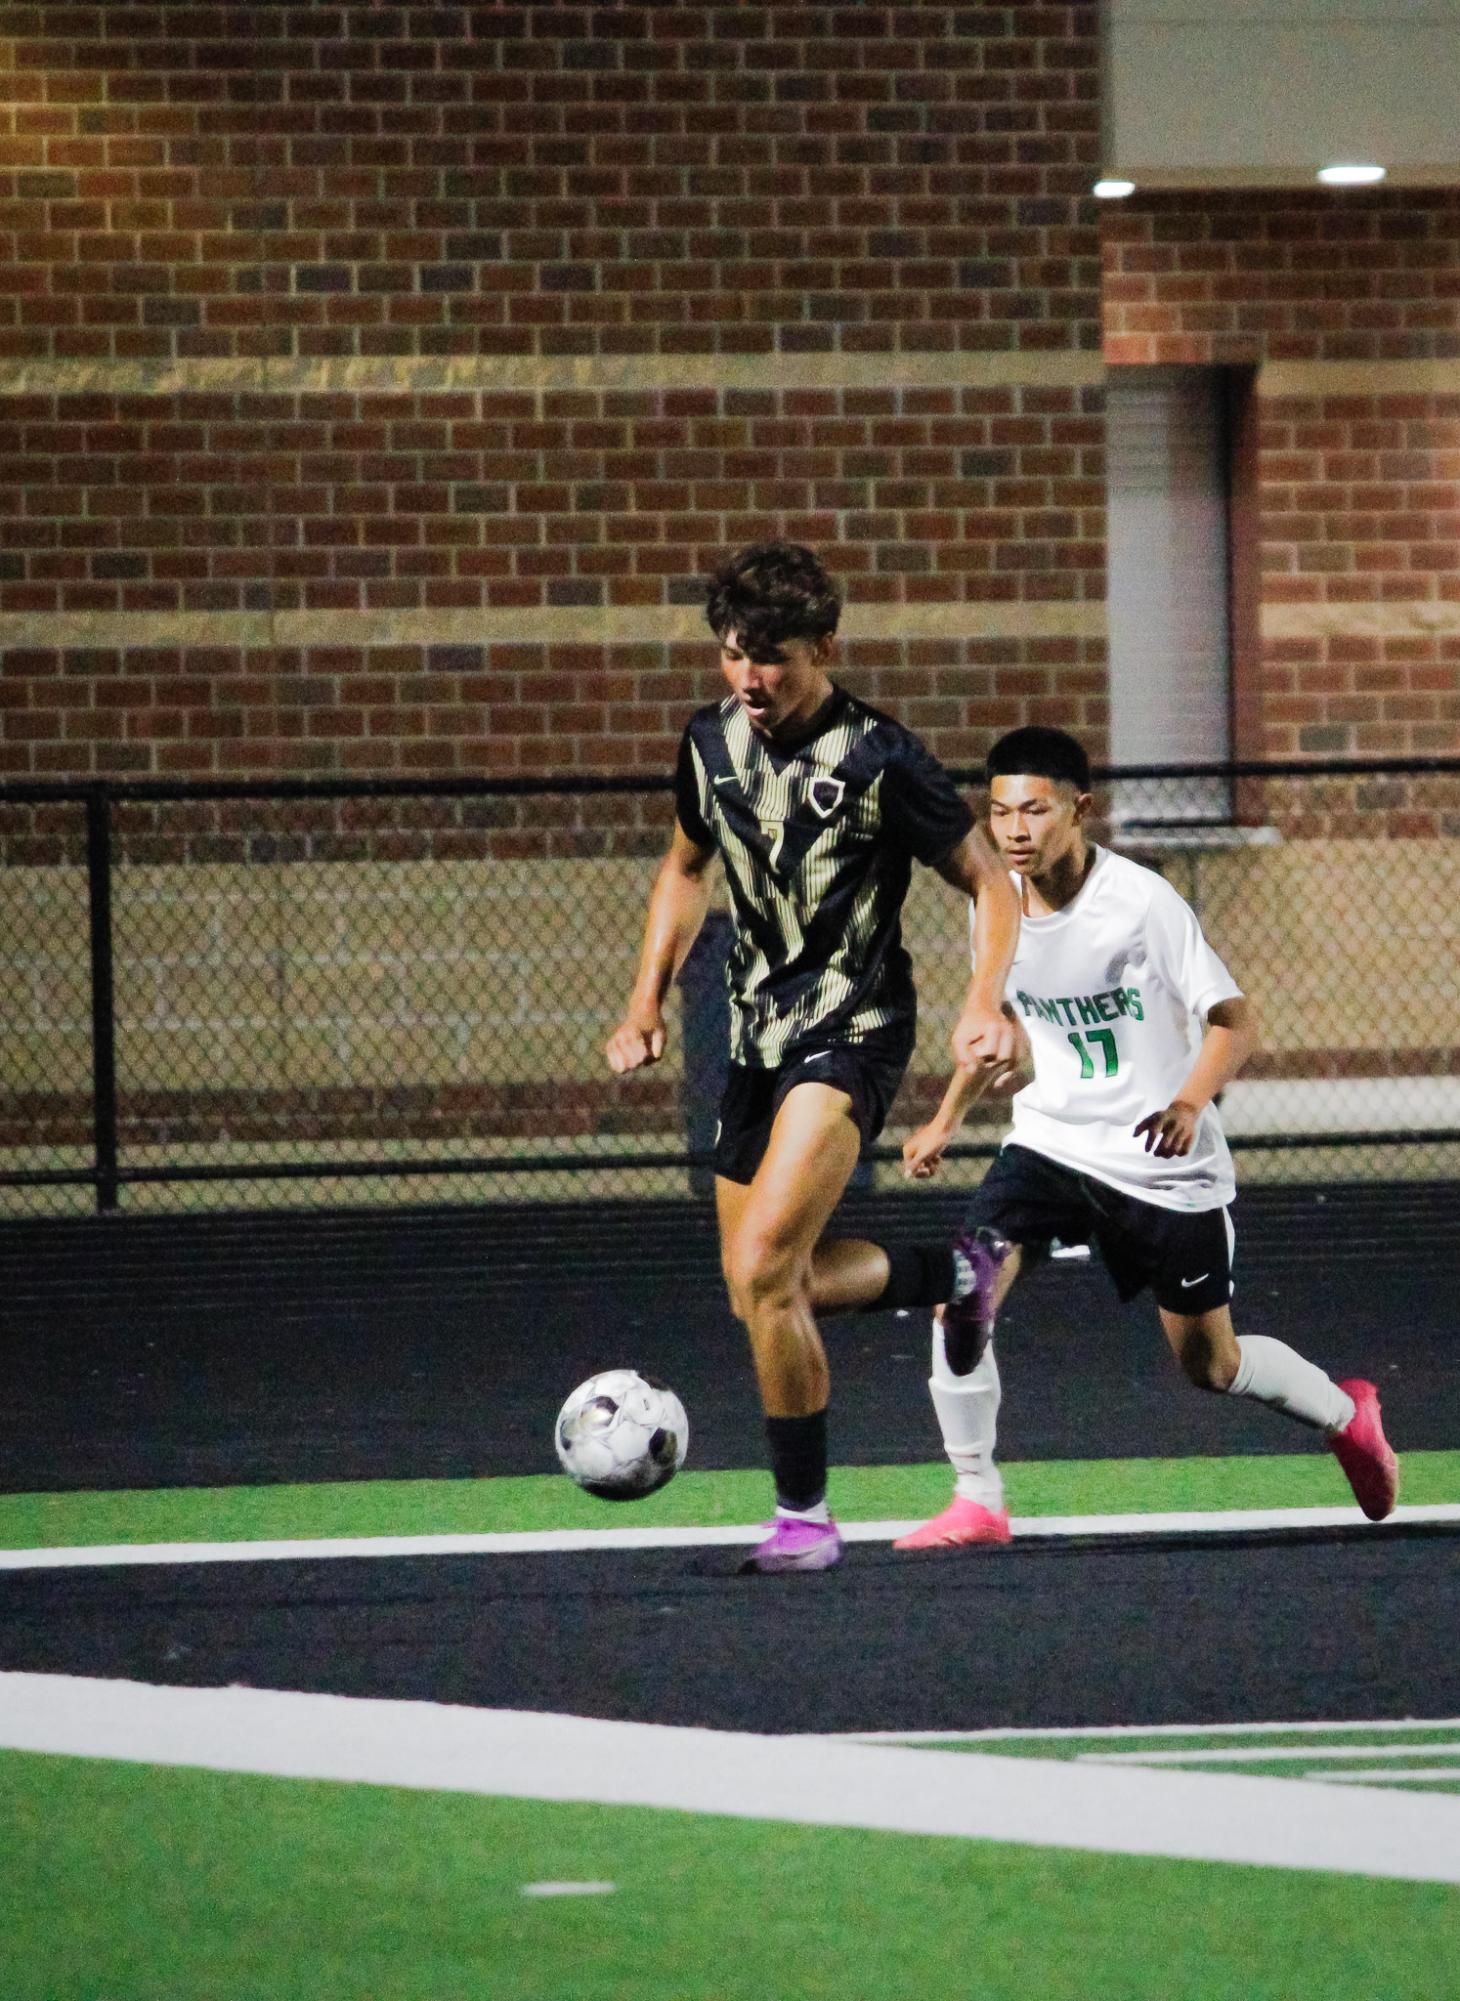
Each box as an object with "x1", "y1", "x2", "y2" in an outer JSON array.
[{"x1": 808, "y1": 776, "x2": 846, "y2": 819}]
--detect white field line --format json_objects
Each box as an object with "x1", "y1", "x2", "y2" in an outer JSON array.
[
  {"x1": 4, "y1": 1673, "x2": 1460, "y2": 1885},
  {"x1": 849, "y1": 1716, "x2": 1460, "y2": 1743},
  {"x1": 519, "y1": 1881, "x2": 617, "y2": 1897},
  {"x1": 2, "y1": 1501, "x2": 1457, "y2": 1572},
  {"x1": 1082, "y1": 1744, "x2": 1460, "y2": 1765}
]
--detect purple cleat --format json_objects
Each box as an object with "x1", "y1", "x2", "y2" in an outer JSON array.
[
  {"x1": 741, "y1": 1515, "x2": 843, "y2": 1574},
  {"x1": 941, "y1": 1227, "x2": 1013, "y2": 1362}
]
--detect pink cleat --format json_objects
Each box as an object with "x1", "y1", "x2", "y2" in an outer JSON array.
[
  {"x1": 741, "y1": 1515, "x2": 843, "y2": 1573},
  {"x1": 893, "y1": 1496, "x2": 1012, "y2": 1551},
  {"x1": 1329, "y1": 1378, "x2": 1399, "y2": 1522}
]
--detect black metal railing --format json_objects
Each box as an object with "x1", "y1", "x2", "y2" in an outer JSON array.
[{"x1": 3, "y1": 758, "x2": 1459, "y2": 1214}]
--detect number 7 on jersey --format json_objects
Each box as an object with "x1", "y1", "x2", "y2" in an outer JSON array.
[{"x1": 1068, "y1": 1028, "x2": 1119, "y2": 1078}]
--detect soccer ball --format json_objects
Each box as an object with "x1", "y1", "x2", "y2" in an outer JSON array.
[{"x1": 555, "y1": 1369, "x2": 689, "y2": 1500}]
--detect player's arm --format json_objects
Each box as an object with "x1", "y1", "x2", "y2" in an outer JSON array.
[
  {"x1": 933, "y1": 824, "x2": 1021, "y2": 1073},
  {"x1": 1134, "y1": 995, "x2": 1260, "y2": 1158},
  {"x1": 903, "y1": 1008, "x2": 1032, "y2": 1180},
  {"x1": 605, "y1": 820, "x2": 717, "y2": 1074}
]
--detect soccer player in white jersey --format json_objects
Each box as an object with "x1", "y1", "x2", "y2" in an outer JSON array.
[
  {"x1": 895, "y1": 724, "x2": 1399, "y2": 1550},
  {"x1": 607, "y1": 543, "x2": 1020, "y2": 1572}
]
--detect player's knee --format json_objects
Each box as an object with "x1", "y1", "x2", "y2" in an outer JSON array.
[
  {"x1": 725, "y1": 1235, "x2": 802, "y2": 1324},
  {"x1": 1178, "y1": 1340, "x2": 1238, "y2": 1393}
]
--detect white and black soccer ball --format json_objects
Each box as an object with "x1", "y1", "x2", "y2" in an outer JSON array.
[{"x1": 554, "y1": 1368, "x2": 689, "y2": 1500}]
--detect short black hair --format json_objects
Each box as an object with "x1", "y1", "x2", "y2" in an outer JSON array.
[
  {"x1": 986, "y1": 725, "x2": 1091, "y2": 793},
  {"x1": 705, "y1": 542, "x2": 842, "y2": 661}
]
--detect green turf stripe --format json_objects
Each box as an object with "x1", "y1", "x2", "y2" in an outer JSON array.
[
  {"x1": 1146, "y1": 1759, "x2": 1460, "y2": 1781},
  {"x1": 2, "y1": 1449, "x2": 1457, "y2": 1551},
  {"x1": 5, "y1": 1750, "x2": 1457, "y2": 2001},
  {"x1": 879, "y1": 1727, "x2": 1460, "y2": 1790},
  {"x1": 921, "y1": 1727, "x2": 1460, "y2": 1761}
]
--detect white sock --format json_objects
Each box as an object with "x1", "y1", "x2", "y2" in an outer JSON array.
[
  {"x1": 1228, "y1": 1334, "x2": 1355, "y2": 1434},
  {"x1": 776, "y1": 1499, "x2": 830, "y2": 1525},
  {"x1": 930, "y1": 1320, "x2": 1004, "y2": 1508}
]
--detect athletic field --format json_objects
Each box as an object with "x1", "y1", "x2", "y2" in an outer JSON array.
[{"x1": 4, "y1": 1185, "x2": 1458, "y2": 1998}]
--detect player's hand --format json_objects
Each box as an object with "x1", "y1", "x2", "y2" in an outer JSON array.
[
  {"x1": 988, "y1": 1014, "x2": 1033, "y2": 1095},
  {"x1": 1133, "y1": 1100, "x2": 1200, "y2": 1157},
  {"x1": 605, "y1": 1007, "x2": 667, "y2": 1074},
  {"x1": 953, "y1": 1007, "x2": 1030, "y2": 1098},
  {"x1": 952, "y1": 1002, "x2": 1017, "y2": 1075},
  {"x1": 902, "y1": 1119, "x2": 954, "y2": 1181}
]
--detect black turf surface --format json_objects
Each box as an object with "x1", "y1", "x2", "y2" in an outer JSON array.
[
  {"x1": 3, "y1": 1526, "x2": 1456, "y2": 1734},
  {"x1": 3, "y1": 1183, "x2": 1457, "y2": 1741},
  {"x1": 2, "y1": 1182, "x2": 1456, "y2": 1492}
]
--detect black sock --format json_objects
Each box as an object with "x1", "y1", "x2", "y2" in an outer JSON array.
[
  {"x1": 943, "y1": 1315, "x2": 984, "y2": 1377},
  {"x1": 765, "y1": 1409, "x2": 828, "y2": 1513},
  {"x1": 867, "y1": 1242, "x2": 958, "y2": 1312}
]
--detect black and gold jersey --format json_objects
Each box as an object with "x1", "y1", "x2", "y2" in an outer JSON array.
[{"x1": 675, "y1": 685, "x2": 974, "y2": 1067}]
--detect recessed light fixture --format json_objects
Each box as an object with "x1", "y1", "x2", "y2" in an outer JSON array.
[
  {"x1": 1092, "y1": 178, "x2": 1137, "y2": 200},
  {"x1": 1317, "y1": 163, "x2": 1386, "y2": 187}
]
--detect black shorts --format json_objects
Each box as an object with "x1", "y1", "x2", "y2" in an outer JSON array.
[
  {"x1": 967, "y1": 1143, "x2": 1235, "y2": 1315},
  {"x1": 713, "y1": 1028, "x2": 913, "y2": 1187}
]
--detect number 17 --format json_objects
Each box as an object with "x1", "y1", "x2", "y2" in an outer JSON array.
[{"x1": 1068, "y1": 1028, "x2": 1119, "y2": 1078}]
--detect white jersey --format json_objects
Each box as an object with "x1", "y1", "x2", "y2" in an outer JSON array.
[{"x1": 972, "y1": 845, "x2": 1243, "y2": 1211}]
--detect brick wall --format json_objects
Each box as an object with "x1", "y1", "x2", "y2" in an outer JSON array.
[
  {"x1": 0, "y1": 383, "x2": 1103, "y2": 618},
  {"x1": 0, "y1": 3, "x2": 1106, "y2": 783},
  {"x1": 1103, "y1": 192, "x2": 1460, "y2": 761},
  {"x1": 0, "y1": 4, "x2": 1100, "y2": 367},
  {"x1": 9, "y1": 10, "x2": 1460, "y2": 1200},
  {"x1": 7, "y1": 16, "x2": 1457, "y2": 787}
]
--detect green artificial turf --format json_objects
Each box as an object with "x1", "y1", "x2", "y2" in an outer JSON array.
[
  {"x1": 1, "y1": 1449, "x2": 1456, "y2": 1551},
  {"x1": 4, "y1": 1750, "x2": 1456, "y2": 2001}
]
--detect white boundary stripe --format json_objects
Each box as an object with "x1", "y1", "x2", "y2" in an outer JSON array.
[
  {"x1": 4, "y1": 1673, "x2": 1460, "y2": 1884},
  {"x1": 3, "y1": 1502, "x2": 1456, "y2": 1572}
]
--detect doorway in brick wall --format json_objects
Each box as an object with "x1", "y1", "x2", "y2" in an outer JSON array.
[{"x1": 1106, "y1": 365, "x2": 1252, "y2": 827}]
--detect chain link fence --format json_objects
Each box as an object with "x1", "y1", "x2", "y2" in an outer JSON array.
[{"x1": 3, "y1": 762, "x2": 1459, "y2": 1217}]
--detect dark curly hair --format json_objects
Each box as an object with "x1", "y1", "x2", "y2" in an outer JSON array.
[
  {"x1": 704, "y1": 542, "x2": 843, "y2": 661},
  {"x1": 986, "y1": 725, "x2": 1091, "y2": 793}
]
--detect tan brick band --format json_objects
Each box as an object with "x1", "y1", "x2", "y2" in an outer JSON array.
[
  {"x1": 0, "y1": 602, "x2": 1108, "y2": 653},
  {"x1": 0, "y1": 612, "x2": 273, "y2": 651},
  {"x1": 1262, "y1": 601, "x2": 1460, "y2": 641},
  {"x1": 0, "y1": 353, "x2": 1107, "y2": 400},
  {"x1": 1258, "y1": 360, "x2": 1460, "y2": 399}
]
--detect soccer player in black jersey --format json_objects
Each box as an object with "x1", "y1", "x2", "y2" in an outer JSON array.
[{"x1": 606, "y1": 543, "x2": 1021, "y2": 1571}]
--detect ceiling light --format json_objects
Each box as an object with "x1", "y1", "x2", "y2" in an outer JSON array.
[
  {"x1": 1092, "y1": 179, "x2": 1136, "y2": 200},
  {"x1": 1317, "y1": 164, "x2": 1386, "y2": 187}
]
